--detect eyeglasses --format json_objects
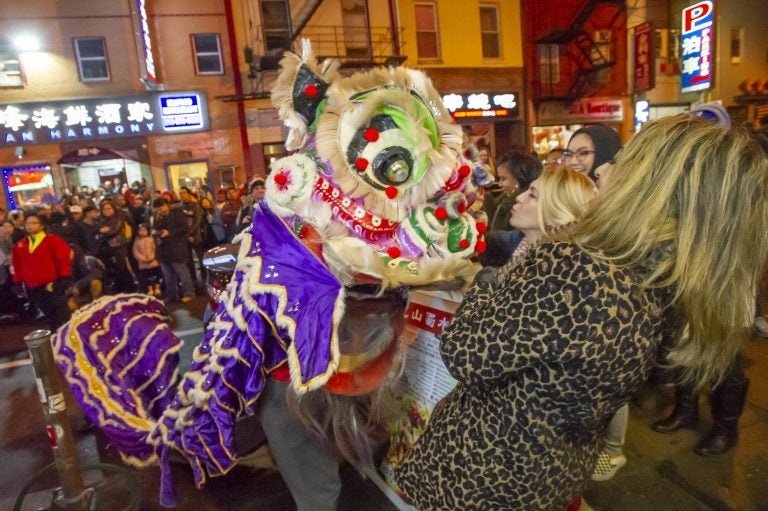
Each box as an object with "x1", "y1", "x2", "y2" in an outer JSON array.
[{"x1": 563, "y1": 149, "x2": 596, "y2": 161}]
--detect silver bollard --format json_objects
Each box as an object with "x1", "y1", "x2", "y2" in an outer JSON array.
[{"x1": 24, "y1": 329, "x2": 89, "y2": 511}]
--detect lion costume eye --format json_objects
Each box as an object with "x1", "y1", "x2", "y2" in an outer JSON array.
[{"x1": 374, "y1": 147, "x2": 412, "y2": 185}]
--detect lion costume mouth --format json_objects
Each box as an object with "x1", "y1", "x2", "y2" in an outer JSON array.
[{"x1": 314, "y1": 175, "x2": 399, "y2": 244}]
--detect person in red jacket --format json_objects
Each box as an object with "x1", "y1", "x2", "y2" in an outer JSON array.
[{"x1": 12, "y1": 213, "x2": 73, "y2": 330}]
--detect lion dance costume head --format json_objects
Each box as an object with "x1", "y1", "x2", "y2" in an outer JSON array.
[{"x1": 52, "y1": 40, "x2": 486, "y2": 506}]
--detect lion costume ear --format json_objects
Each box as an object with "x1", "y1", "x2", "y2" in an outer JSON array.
[{"x1": 272, "y1": 39, "x2": 340, "y2": 151}]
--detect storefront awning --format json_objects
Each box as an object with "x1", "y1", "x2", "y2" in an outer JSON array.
[{"x1": 57, "y1": 147, "x2": 138, "y2": 165}]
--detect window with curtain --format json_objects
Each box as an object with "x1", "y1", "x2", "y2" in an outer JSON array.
[
  {"x1": 415, "y1": 2, "x2": 440, "y2": 60},
  {"x1": 342, "y1": 0, "x2": 371, "y2": 58},
  {"x1": 730, "y1": 27, "x2": 743, "y2": 64},
  {"x1": 480, "y1": 5, "x2": 501, "y2": 59},
  {"x1": 537, "y1": 43, "x2": 560, "y2": 85},
  {"x1": 261, "y1": 0, "x2": 291, "y2": 52}
]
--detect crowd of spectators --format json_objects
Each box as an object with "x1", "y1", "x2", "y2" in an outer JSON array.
[{"x1": 0, "y1": 177, "x2": 266, "y2": 324}]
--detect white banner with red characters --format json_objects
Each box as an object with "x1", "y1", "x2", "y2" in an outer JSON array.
[{"x1": 366, "y1": 290, "x2": 463, "y2": 509}]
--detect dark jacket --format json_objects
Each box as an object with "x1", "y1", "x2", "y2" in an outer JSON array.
[
  {"x1": 98, "y1": 214, "x2": 128, "y2": 249},
  {"x1": 76, "y1": 221, "x2": 101, "y2": 256},
  {"x1": 180, "y1": 200, "x2": 203, "y2": 245},
  {"x1": 479, "y1": 229, "x2": 525, "y2": 267},
  {"x1": 154, "y1": 208, "x2": 189, "y2": 263},
  {"x1": 487, "y1": 193, "x2": 520, "y2": 233}
]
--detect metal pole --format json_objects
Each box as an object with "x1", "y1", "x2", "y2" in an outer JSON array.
[{"x1": 24, "y1": 329, "x2": 89, "y2": 511}]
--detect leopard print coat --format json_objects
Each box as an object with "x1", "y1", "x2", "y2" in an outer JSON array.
[{"x1": 395, "y1": 241, "x2": 670, "y2": 510}]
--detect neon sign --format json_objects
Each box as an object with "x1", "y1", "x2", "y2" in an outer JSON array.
[
  {"x1": 160, "y1": 95, "x2": 204, "y2": 130},
  {"x1": 441, "y1": 92, "x2": 519, "y2": 120},
  {"x1": 2, "y1": 164, "x2": 54, "y2": 210},
  {"x1": 0, "y1": 91, "x2": 210, "y2": 146},
  {"x1": 681, "y1": 0, "x2": 714, "y2": 93}
]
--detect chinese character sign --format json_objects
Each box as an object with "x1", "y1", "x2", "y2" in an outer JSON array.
[
  {"x1": 634, "y1": 21, "x2": 655, "y2": 92},
  {"x1": 440, "y1": 91, "x2": 519, "y2": 120},
  {"x1": 681, "y1": 0, "x2": 714, "y2": 93},
  {"x1": 0, "y1": 91, "x2": 209, "y2": 146}
]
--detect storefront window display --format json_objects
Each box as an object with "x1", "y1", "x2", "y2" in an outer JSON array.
[
  {"x1": 263, "y1": 143, "x2": 287, "y2": 173},
  {"x1": 2, "y1": 164, "x2": 56, "y2": 209},
  {"x1": 59, "y1": 147, "x2": 150, "y2": 193},
  {"x1": 64, "y1": 161, "x2": 131, "y2": 191},
  {"x1": 531, "y1": 125, "x2": 582, "y2": 159},
  {"x1": 167, "y1": 160, "x2": 209, "y2": 192}
]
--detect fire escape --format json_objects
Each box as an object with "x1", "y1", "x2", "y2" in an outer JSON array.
[
  {"x1": 219, "y1": 0, "x2": 404, "y2": 102},
  {"x1": 534, "y1": 0, "x2": 625, "y2": 103}
]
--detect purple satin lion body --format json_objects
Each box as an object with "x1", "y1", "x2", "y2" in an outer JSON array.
[{"x1": 53, "y1": 205, "x2": 345, "y2": 505}]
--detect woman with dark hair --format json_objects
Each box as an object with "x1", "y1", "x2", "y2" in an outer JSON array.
[
  {"x1": 480, "y1": 150, "x2": 542, "y2": 266},
  {"x1": 97, "y1": 200, "x2": 135, "y2": 293},
  {"x1": 487, "y1": 150, "x2": 542, "y2": 230},
  {"x1": 564, "y1": 123, "x2": 622, "y2": 180}
]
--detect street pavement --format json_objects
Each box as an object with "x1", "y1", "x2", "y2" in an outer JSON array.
[{"x1": 1, "y1": 295, "x2": 766, "y2": 510}]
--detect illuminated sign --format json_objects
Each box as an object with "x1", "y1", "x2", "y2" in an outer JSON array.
[
  {"x1": 635, "y1": 100, "x2": 650, "y2": 131},
  {"x1": 138, "y1": 0, "x2": 157, "y2": 86},
  {"x1": 681, "y1": 0, "x2": 714, "y2": 94},
  {"x1": 538, "y1": 97, "x2": 624, "y2": 125},
  {"x1": 2, "y1": 164, "x2": 54, "y2": 210},
  {"x1": 568, "y1": 98, "x2": 623, "y2": 121},
  {"x1": 634, "y1": 21, "x2": 655, "y2": 92},
  {"x1": 0, "y1": 91, "x2": 210, "y2": 146},
  {"x1": 160, "y1": 94, "x2": 204, "y2": 130},
  {"x1": 441, "y1": 92, "x2": 519, "y2": 120}
]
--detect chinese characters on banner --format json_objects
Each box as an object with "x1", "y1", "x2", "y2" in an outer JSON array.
[
  {"x1": 441, "y1": 92, "x2": 519, "y2": 120},
  {"x1": 634, "y1": 21, "x2": 655, "y2": 92},
  {"x1": 681, "y1": 0, "x2": 715, "y2": 94},
  {"x1": 0, "y1": 92, "x2": 209, "y2": 146},
  {"x1": 379, "y1": 291, "x2": 461, "y2": 500}
]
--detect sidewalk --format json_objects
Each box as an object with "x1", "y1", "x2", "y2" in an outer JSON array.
[{"x1": 1, "y1": 296, "x2": 766, "y2": 510}]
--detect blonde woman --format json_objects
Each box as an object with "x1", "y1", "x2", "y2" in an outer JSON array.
[
  {"x1": 507, "y1": 165, "x2": 596, "y2": 259},
  {"x1": 396, "y1": 116, "x2": 768, "y2": 510}
]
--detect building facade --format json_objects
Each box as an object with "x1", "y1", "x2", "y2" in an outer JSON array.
[
  {"x1": 223, "y1": 0, "x2": 525, "y2": 173},
  {"x1": 629, "y1": 0, "x2": 768, "y2": 131},
  {"x1": 521, "y1": 0, "x2": 630, "y2": 156},
  {"x1": 0, "y1": 0, "x2": 249, "y2": 210},
  {"x1": 396, "y1": 0, "x2": 527, "y2": 156},
  {"x1": 225, "y1": 0, "x2": 404, "y2": 176}
]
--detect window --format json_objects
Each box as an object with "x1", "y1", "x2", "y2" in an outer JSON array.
[
  {"x1": 74, "y1": 37, "x2": 110, "y2": 82},
  {"x1": 342, "y1": 0, "x2": 371, "y2": 58},
  {"x1": 730, "y1": 27, "x2": 743, "y2": 64},
  {"x1": 167, "y1": 160, "x2": 209, "y2": 192},
  {"x1": 0, "y1": 41, "x2": 23, "y2": 87},
  {"x1": 192, "y1": 34, "x2": 223, "y2": 75},
  {"x1": 537, "y1": 44, "x2": 560, "y2": 84},
  {"x1": 415, "y1": 2, "x2": 440, "y2": 60},
  {"x1": 261, "y1": 0, "x2": 291, "y2": 52},
  {"x1": 479, "y1": 5, "x2": 500, "y2": 59}
]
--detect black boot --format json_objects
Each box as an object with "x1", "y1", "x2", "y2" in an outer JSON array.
[
  {"x1": 652, "y1": 384, "x2": 699, "y2": 433},
  {"x1": 695, "y1": 378, "x2": 749, "y2": 456}
]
